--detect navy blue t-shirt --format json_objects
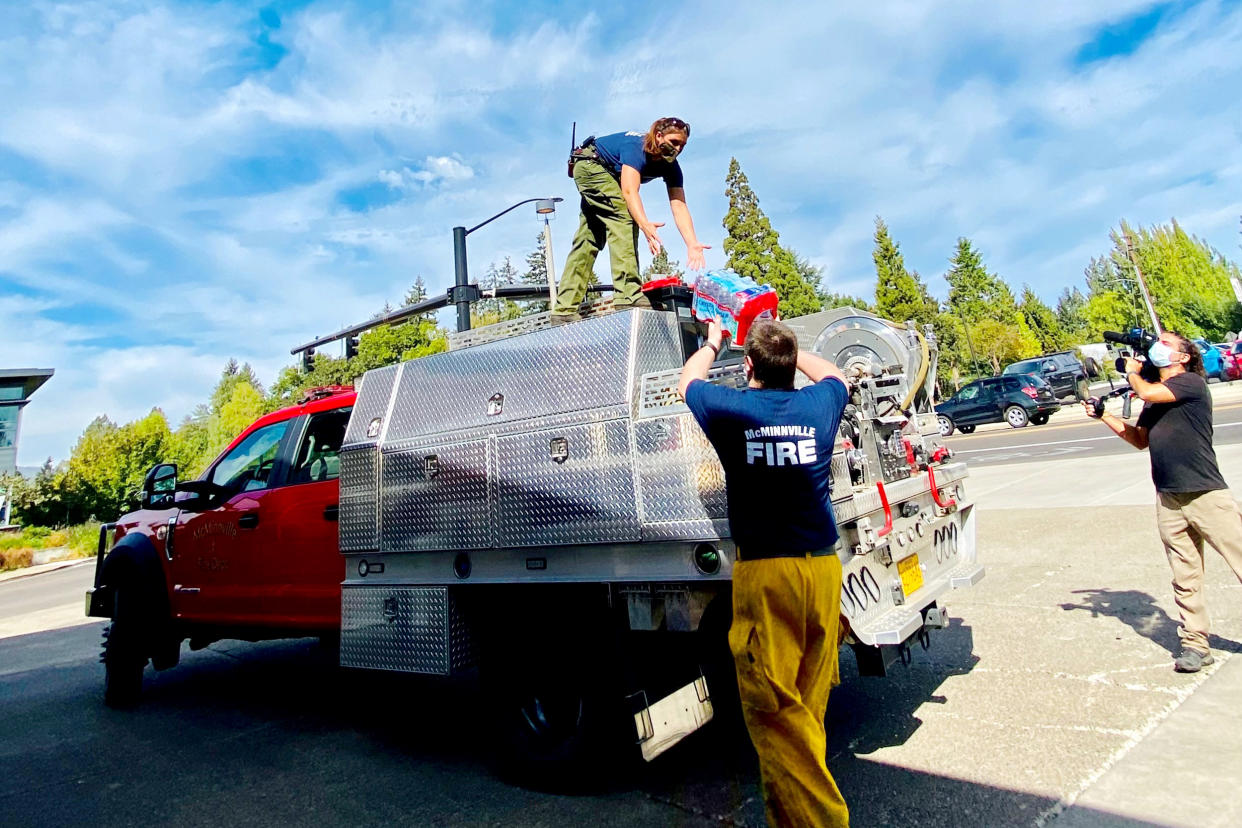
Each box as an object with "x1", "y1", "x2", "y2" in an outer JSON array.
[
  {"x1": 685, "y1": 377, "x2": 848, "y2": 553},
  {"x1": 592, "y1": 131, "x2": 684, "y2": 187}
]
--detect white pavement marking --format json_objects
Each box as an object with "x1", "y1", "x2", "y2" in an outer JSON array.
[
  {"x1": 1032, "y1": 654, "x2": 1229, "y2": 827},
  {"x1": 956, "y1": 418, "x2": 1242, "y2": 455}
]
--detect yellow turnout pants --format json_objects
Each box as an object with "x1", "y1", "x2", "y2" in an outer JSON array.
[{"x1": 730, "y1": 553, "x2": 849, "y2": 828}]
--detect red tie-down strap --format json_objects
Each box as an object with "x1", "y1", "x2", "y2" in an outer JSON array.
[
  {"x1": 927, "y1": 463, "x2": 957, "y2": 508},
  {"x1": 875, "y1": 481, "x2": 893, "y2": 537}
]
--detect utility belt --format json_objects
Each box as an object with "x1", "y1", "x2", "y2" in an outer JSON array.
[
  {"x1": 567, "y1": 136, "x2": 605, "y2": 178},
  {"x1": 735, "y1": 546, "x2": 837, "y2": 562}
]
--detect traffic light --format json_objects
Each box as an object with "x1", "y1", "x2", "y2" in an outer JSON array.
[
  {"x1": 345, "y1": 336, "x2": 359, "y2": 361},
  {"x1": 301, "y1": 348, "x2": 315, "y2": 373}
]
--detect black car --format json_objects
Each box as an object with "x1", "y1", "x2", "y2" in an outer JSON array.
[
  {"x1": 1001, "y1": 351, "x2": 1091, "y2": 400},
  {"x1": 936, "y1": 374, "x2": 1061, "y2": 435}
]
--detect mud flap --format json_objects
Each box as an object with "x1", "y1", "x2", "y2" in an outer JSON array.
[{"x1": 631, "y1": 675, "x2": 714, "y2": 762}]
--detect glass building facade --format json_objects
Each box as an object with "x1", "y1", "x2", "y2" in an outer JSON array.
[{"x1": 0, "y1": 370, "x2": 54, "y2": 477}]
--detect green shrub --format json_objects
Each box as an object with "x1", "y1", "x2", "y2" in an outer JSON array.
[{"x1": 65, "y1": 523, "x2": 102, "y2": 557}]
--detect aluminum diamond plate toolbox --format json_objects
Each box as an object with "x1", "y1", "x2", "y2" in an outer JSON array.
[
  {"x1": 340, "y1": 585, "x2": 475, "y2": 675},
  {"x1": 380, "y1": 440, "x2": 491, "y2": 551},
  {"x1": 634, "y1": 415, "x2": 727, "y2": 540},
  {"x1": 495, "y1": 420, "x2": 639, "y2": 546},
  {"x1": 383, "y1": 310, "x2": 682, "y2": 443},
  {"x1": 339, "y1": 446, "x2": 379, "y2": 552},
  {"x1": 343, "y1": 363, "x2": 401, "y2": 447}
]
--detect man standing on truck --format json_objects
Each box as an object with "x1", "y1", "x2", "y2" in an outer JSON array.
[
  {"x1": 552, "y1": 117, "x2": 709, "y2": 323},
  {"x1": 678, "y1": 318, "x2": 850, "y2": 827}
]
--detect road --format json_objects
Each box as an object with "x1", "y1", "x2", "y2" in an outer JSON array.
[
  {"x1": 0, "y1": 561, "x2": 98, "y2": 639},
  {"x1": 3, "y1": 415, "x2": 1242, "y2": 826},
  {"x1": 946, "y1": 400, "x2": 1242, "y2": 466}
]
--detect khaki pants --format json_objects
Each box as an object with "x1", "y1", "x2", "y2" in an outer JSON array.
[
  {"x1": 553, "y1": 155, "x2": 643, "y2": 314},
  {"x1": 1156, "y1": 489, "x2": 1242, "y2": 654},
  {"x1": 730, "y1": 554, "x2": 849, "y2": 828}
]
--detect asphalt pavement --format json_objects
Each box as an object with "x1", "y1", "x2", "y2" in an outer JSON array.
[{"x1": 3, "y1": 382, "x2": 1242, "y2": 826}]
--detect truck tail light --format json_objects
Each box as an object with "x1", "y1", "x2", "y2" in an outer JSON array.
[{"x1": 1021, "y1": 386, "x2": 1039, "y2": 398}]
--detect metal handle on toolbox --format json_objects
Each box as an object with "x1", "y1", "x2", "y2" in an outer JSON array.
[
  {"x1": 927, "y1": 464, "x2": 957, "y2": 508},
  {"x1": 875, "y1": 482, "x2": 893, "y2": 537}
]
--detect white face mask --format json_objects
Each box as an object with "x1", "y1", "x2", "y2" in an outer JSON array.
[{"x1": 1148, "y1": 341, "x2": 1177, "y2": 367}]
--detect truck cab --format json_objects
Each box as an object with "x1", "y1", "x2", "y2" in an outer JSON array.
[{"x1": 89, "y1": 387, "x2": 355, "y2": 705}]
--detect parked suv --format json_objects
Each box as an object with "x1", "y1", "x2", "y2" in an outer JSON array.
[
  {"x1": 936, "y1": 374, "x2": 1060, "y2": 435},
  {"x1": 1002, "y1": 351, "x2": 1090, "y2": 400}
]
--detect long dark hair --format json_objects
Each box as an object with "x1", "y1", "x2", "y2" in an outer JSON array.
[
  {"x1": 642, "y1": 117, "x2": 690, "y2": 155},
  {"x1": 1167, "y1": 332, "x2": 1205, "y2": 376}
]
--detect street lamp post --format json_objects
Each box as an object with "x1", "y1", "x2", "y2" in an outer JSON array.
[
  {"x1": 535, "y1": 199, "x2": 559, "y2": 308},
  {"x1": 452, "y1": 197, "x2": 564, "y2": 332}
]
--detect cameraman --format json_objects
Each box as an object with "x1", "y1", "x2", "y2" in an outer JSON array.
[{"x1": 1086, "y1": 331, "x2": 1242, "y2": 672}]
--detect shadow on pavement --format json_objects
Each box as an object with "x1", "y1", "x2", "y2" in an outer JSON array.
[
  {"x1": 1060, "y1": 588, "x2": 1242, "y2": 656},
  {"x1": 0, "y1": 622, "x2": 1172, "y2": 827}
]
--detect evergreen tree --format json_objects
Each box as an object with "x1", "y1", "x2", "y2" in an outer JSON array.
[
  {"x1": 1055, "y1": 287, "x2": 1089, "y2": 340},
  {"x1": 944, "y1": 237, "x2": 1040, "y2": 369},
  {"x1": 1018, "y1": 285, "x2": 1068, "y2": 353},
  {"x1": 475, "y1": 257, "x2": 522, "y2": 324},
  {"x1": 871, "y1": 217, "x2": 937, "y2": 327},
  {"x1": 642, "y1": 247, "x2": 682, "y2": 280},
  {"x1": 403, "y1": 276, "x2": 428, "y2": 307},
  {"x1": 519, "y1": 234, "x2": 559, "y2": 315},
  {"x1": 722, "y1": 158, "x2": 821, "y2": 318}
]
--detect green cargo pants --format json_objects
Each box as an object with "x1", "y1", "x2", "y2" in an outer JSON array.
[{"x1": 554, "y1": 152, "x2": 644, "y2": 314}]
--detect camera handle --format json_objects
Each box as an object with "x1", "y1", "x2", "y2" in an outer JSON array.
[{"x1": 1086, "y1": 386, "x2": 1134, "y2": 419}]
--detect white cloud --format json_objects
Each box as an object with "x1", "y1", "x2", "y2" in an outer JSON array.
[
  {"x1": 379, "y1": 155, "x2": 475, "y2": 190},
  {"x1": 3, "y1": 0, "x2": 1242, "y2": 465}
]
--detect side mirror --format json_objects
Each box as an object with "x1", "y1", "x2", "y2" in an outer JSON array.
[
  {"x1": 176, "y1": 479, "x2": 231, "y2": 512},
  {"x1": 141, "y1": 464, "x2": 178, "y2": 509}
]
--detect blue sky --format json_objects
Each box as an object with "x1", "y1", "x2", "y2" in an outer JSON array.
[{"x1": 3, "y1": 0, "x2": 1241, "y2": 464}]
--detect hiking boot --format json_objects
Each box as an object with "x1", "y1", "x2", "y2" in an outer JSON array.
[
  {"x1": 613, "y1": 295, "x2": 653, "y2": 310},
  {"x1": 1173, "y1": 648, "x2": 1214, "y2": 673},
  {"x1": 549, "y1": 312, "x2": 580, "y2": 326}
]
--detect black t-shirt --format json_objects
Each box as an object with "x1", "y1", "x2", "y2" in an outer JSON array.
[{"x1": 1135, "y1": 372, "x2": 1226, "y2": 493}]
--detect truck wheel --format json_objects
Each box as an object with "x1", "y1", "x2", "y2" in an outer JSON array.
[
  {"x1": 1005, "y1": 405, "x2": 1029, "y2": 428},
  {"x1": 487, "y1": 654, "x2": 623, "y2": 790},
  {"x1": 937, "y1": 415, "x2": 954, "y2": 437},
  {"x1": 1074, "y1": 379, "x2": 1089, "y2": 401},
  {"x1": 102, "y1": 585, "x2": 147, "y2": 709},
  {"x1": 1084, "y1": 357, "x2": 1101, "y2": 379}
]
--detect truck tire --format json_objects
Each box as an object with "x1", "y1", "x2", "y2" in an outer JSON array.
[
  {"x1": 937, "y1": 415, "x2": 954, "y2": 437},
  {"x1": 1074, "y1": 379, "x2": 1089, "y2": 401},
  {"x1": 102, "y1": 584, "x2": 147, "y2": 709},
  {"x1": 1084, "y1": 357, "x2": 1101, "y2": 379},
  {"x1": 487, "y1": 647, "x2": 624, "y2": 790},
  {"x1": 481, "y1": 593, "x2": 629, "y2": 791}
]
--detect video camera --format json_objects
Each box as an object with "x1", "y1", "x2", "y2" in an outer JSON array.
[
  {"x1": 1086, "y1": 328, "x2": 1160, "y2": 418},
  {"x1": 1103, "y1": 328, "x2": 1158, "y2": 362}
]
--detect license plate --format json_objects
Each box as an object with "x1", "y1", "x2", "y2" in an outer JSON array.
[{"x1": 898, "y1": 554, "x2": 924, "y2": 596}]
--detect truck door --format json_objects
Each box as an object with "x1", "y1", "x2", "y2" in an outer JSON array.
[
  {"x1": 258, "y1": 406, "x2": 351, "y2": 628},
  {"x1": 168, "y1": 419, "x2": 294, "y2": 626}
]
